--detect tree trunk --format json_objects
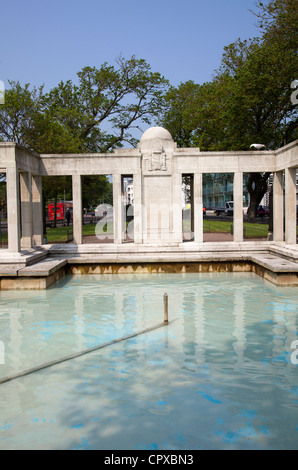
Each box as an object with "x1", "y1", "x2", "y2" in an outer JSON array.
[{"x1": 246, "y1": 172, "x2": 271, "y2": 222}]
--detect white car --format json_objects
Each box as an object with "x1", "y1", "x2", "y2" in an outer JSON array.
[{"x1": 225, "y1": 201, "x2": 234, "y2": 216}]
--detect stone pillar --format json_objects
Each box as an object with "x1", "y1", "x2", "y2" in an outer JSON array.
[
  {"x1": 193, "y1": 173, "x2": 203, "y2": 243},
  {"x1": 32, "y1": 174, "x2": 43, "y2": 245},
  {"x1": 138, "y1": 126, "x2": 176, "y2": 245},
  {"x1": 172, "y1": 172, "x2": 183, "y2": 243},
  {"x1": 20, "y1": 171, "x2": 33, "y2": 248},
  {"x1": 233, "y1": 172, "x2": 243, "y2": 242},
  {"x1": 6, "y1": 166, "x2": 21, "y2": 252},
  {"x1": 284, "y1": 167, "x2": 297, "y2": 244},
  {"x1": 133, "y1": 172, "x2": 143, "y2": 244},
  {"x1": 113, "y1": 173, "x2": 123, "y2": 244},
  {"x1": 72, "y1": 174, "x2": 83, "y2": 245},
  {"x1": 273, "y1": 171, "x2": 284, "y2": 242}
]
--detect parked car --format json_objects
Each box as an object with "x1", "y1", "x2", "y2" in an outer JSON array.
[
  {"x1": 225, "y1": 201, "x2": 234, "y2": 216},
  {"x1": 214, "y1": 207, "x2": 225, "y2": 216}
]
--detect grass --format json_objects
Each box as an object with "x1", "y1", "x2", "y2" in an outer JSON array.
[
  {"x1": 182, "y1": 220, "x2": 271, "y2": 238},
  {"x1": 46, "y1": 225, "x2": 74, "y2": 243},
  {"x1": 46, "y1": 222, "x2": 114, "y2": 242},
  {"x1": 0, "y1": 218, "x2": 296, "y2": 244},
  {"x1": 42, "y1": 220, "x2": 298, "y2": 243},
  {"x1": 243, "y1": 222, "x2": 269, "y2": 238},
  {"x1": 203, "y1": 220, "x2": 270, "y2": 238}
]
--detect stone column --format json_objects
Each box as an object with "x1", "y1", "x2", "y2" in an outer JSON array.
[
  {"x1": 113, "y1": 173, "x2": 123, "y2": 244},
  {"x1": 273, "y1": 171, "x2": 284, "y2": 242},
  {"x1": 72, "y1": 174, "x2": 83, "y2": 245},
  {"x1": 133, "y1": 172, "x2": 143, "y2": 244},
  {"x1": 6, "y1": 166, "x2": 21, "y2": 252},
  {"x1": 20, "y1": 171, "x2": 33, "y2": 248},
  {"x1": 172, "y1": 172, "x2": 183, "y2": 243},
  {"x1": 193, "y1": 173, "x2": 203, "y2": 243},
  {"x1": 233, "y1": 172, "x2": 243, "y2": 242},
  {"x1": 284, "y1": 167, "x2": 297, "y2": 244},
  {"x1": 32, "y1": 174, "x2": 43, "y2": 245}
]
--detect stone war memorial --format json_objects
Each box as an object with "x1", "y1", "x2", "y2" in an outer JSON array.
[{"x1": 0, "y1": 126, "x2": 297, "y2": 288}]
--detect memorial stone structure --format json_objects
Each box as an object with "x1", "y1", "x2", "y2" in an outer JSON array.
[{"x1": 0, "y1": 126, "x2": 297, "y2": 288}]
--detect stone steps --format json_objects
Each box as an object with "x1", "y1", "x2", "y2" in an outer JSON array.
[{"x1": 0, "y1": 242, "x2": 297, "y2": 288}]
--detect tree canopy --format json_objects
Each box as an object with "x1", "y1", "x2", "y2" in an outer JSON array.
[
  {"x1": 159, "y1": 0, "x2": 297, "y2": 218},
  {"x1": 161, "y1": 0, "x2": 297, "y2": 151},
  {"x1": 0, "y1": 56, "x2": 169, "y2": 216},
  {"x1": 0, "y1": 56, "x2": 169, "y2": 154}
]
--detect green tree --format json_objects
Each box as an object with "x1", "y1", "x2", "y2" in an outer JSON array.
[
  {"x1": 81, "y1": 175, "x2": 113, "y2": 210},
  {"x1": 0, "y1": 81, "x2": 43, "y2": 145},
  {"x1": 0, "y1": 81, "x2": 83, "y2": 153},
  {"x1": 0, "y1": 56, "x2": 169, "y2": 153},
  {"x1": 252, "y1": 0, "x2": 297, "y2": 45},
  {"x1": 42, "y1": 174, "x2": 113, "y2": 229},
  {"x1": 161, "y1": 0, "x2": 297, "y2": 218},
  {"x1": 161, "y1": 81, "x2": 202, "y2": 147},
  {"x1": 217, "y1": 38, "x2": 297, "y2": 149},
  {"x1": 43, "y1": 55, "x2": 169, "y2": 152},
  {"x1": 0, "y1": 57, "x2": 169, "y2": 229}
]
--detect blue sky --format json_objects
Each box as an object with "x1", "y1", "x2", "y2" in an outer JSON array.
[{"x1": 0, "y1": 0, "x2": 263, "y2": 91}]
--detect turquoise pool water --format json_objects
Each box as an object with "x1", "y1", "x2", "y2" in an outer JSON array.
[{"x1": 0, "y1": 272, "x2": 297, "y2": 450}]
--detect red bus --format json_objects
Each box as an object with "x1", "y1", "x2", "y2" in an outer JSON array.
[
  {"x1": 48, "y1": 202, "x2": 65, "y2": 221},
  {"x1": 48, "y1": 202, "x2": 73, "y2": 221}
]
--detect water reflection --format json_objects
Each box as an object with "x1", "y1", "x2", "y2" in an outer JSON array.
[
  {"x1": 0, "y1": 273, "x2": 297, "y2": 379},
  {"x1": 0, "y1": 273, "x2": 297, "y2": 449}
]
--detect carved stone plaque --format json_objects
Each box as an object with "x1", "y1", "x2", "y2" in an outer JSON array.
[{"x1": 147, "y1": 150, "x2": 167, "y2": 171}]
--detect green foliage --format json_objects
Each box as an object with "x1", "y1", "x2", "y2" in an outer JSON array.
[
  {"x1": 161, "y1": 0, "x2": 297, "y2": 150},
  {"x1": 81, "y1": 175, "x2": 113, "y2": 209},
  {"x1": 0, "y1": 81, "x2": 43, "y2": 145},
  {"x1": 252, "y1": 0, "x2": 297, "y2": 45},
  {"x1": 160, "y1": 81, "x2": 201, "y2": 147},
  {"x1": 0, "y1": 81, "x2": 82, "y2": 153},
  {"x1": 43, "y1": 56, "x2": 169, "y2": 152},
  {"x1": 0, "y1": 56, "x2": 168, "y2": 215},
  {"x1": 0, "y1": 56, "x2": 169, "y2": 153},
  {"x1": 160, "y1": 0, "x2": 297, "y2": 216},
  {"x1": 42, "y1": 174, "x2": 113, "y2": 214}
]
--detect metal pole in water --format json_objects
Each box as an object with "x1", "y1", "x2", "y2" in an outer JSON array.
[{"x1": 164, "y1": 293, "x2": 168, "y2": 324}]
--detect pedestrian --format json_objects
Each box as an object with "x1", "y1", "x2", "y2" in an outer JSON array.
[{"x1": 66, "y1": 209, "x2": 71, "y2": 226}]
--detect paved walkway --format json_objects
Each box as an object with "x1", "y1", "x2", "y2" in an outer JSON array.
[{"x1": 81, "y1": 233, "x2": 268, "y2": 244}]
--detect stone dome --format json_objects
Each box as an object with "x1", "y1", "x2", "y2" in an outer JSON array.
[
  {"x1": 140, "y1": 126, "x2": 173, "y2": 142},
  {"x1": 138, "y1": 126, "x2": 175, "y2": 150}
]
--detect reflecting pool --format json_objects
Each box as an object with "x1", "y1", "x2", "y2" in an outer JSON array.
[{"x1": 0, "y1": 272, "x2": 297, "y2": 450}]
